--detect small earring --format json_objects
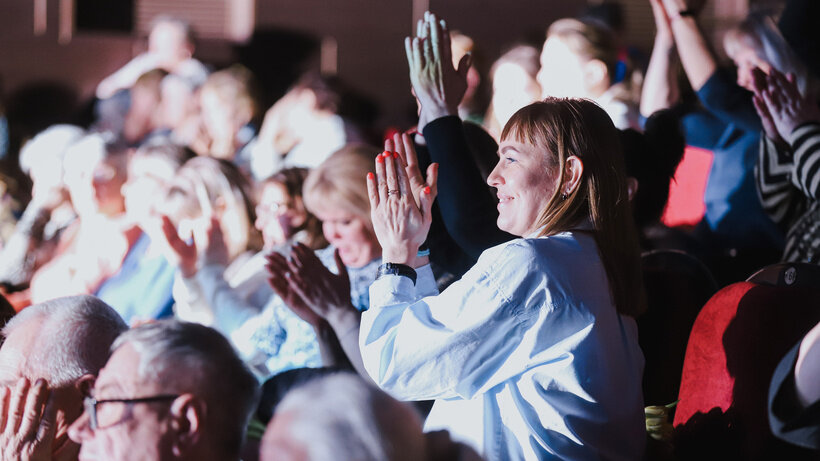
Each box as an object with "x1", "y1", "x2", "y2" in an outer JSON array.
[{"x1": 561, "y1": 192, "x2": 568, "y2": 201}]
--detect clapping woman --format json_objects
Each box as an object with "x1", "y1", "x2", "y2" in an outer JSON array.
[{"x1": 361, "y1": 99, "x2": 647, "y2": 460}]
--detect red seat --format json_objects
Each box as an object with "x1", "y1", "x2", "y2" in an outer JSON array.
[{"x1": 673, "y1": 272, "x2": 820, "y2": 459}]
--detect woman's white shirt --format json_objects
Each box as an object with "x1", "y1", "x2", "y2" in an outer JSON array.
[{"x1": 360, "y1": 230, "x2": 645, "y2": 461}]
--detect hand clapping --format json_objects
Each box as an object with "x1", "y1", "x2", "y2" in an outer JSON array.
[
  {"x1": 752, "y1": 68, "x2": 820, "y2": 142},
  {"x1": 406, "y1": 12, "x2": 472, "y2": 128},
  {"x1": 266, "y1": 243, "x2": 357, "y2": 328},
  {"x1": 367, "y1": 132, "x2": 438, "y2": 266}
]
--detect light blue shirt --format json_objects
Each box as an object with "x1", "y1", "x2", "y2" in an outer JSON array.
[{"x1": 360, "y1": 230, "x2": 645, "y2": 461}]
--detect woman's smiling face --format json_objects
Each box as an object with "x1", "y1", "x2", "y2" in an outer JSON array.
[{"x1": 487, "y1": 139, "x2": 559, "y2": 237}]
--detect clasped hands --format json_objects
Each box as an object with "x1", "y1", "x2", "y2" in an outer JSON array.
[{"x1": 752, "y1": 67, "x2": 820, "y2": 144}]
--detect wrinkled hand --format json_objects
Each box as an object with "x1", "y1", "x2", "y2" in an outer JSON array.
[
  {"x1": 405, "y1": 11, "x2": 472, "y2": 125},
  {"x1": 368, "y1": 136, "x2": 438, "y2": 266},
  {"x1": 0, "y1": 378, "x2": 57, "y2": 461},
  {"x1": 266, "y1": 244, "x2": 357, "y2": 327},
  {"x1": 756, "y1": 69, "x2": 820, "y2": 141}
]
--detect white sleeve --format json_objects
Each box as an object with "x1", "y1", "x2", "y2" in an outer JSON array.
[
  {"x1": 360, "y1": 242, "x2": 548, "y2": 401},
  {"x1": 96, "y1": 54, "x2": 160, "y2": 99},
  {"x1": 173, "y1": 263, "x2": 264, "y2": 335}
]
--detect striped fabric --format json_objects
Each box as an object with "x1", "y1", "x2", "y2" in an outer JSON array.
[{"x1": 756, "y1": 122, "x2": 820, "y2": 263}]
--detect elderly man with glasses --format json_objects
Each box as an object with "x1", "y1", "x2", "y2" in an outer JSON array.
[
  {"x1": 0, "y1": 295, "x2": 128, "y2": 461},
  {"x1": 68, "y1": 320, "x2": 259, "y2": 461}
]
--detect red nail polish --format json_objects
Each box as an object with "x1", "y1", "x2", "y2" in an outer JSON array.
[
  {"x1": 377, "y1": 155, "x2": 384, "y2": 163},
  {"x1": 367, "y1": 172, "x2": 374, "y2": 180},
  {"x1": 381, "y1": 151, "x2": 390, "y2": 158},
  {"x1": 423, "y1": 186, "x2": 431, "y2": 194},
  {"x1": 393, "y1": 152, "x2": 400, "y2": 159}
]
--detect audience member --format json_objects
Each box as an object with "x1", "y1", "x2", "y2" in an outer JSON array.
[
  {"x1": 28, "y1": 134, "x2": 140, "y2": 305},
  {"x1": 194, "y1": 65, "x2": 260, "y2": 175},
  {"x1": 261, "y1": 373, "x2": 482, "y2": 461},
  {"x1": 620, "y1": 109, "x2": 696, "y2": 252},
  {"x1": 122, "y1": 69, "x2": 169, "y2": 146},
  {"x1": 161, "y1": 160, "x2": 333, "y2": 378},
  {"x1": 0, "y1": 295, "x2": 128, "y2": 461},
  {"x1": 95, "y1": 141, "x2": 194, "y2": 324},
  {"x1": 0, "y1": 125, "x2": 83, "y2": 294},
  {"x1": 249, "y1": 73, "x2": 366, "y2": 180},
  {"x1": 539, "y1": 17, "x2": 641, "y2": 130},
  {"x1": 157, "y1": 156, "x2": 262, "y2": 326},
  {"x1": 68, "y1": 320, "x2": 260, "y2": 461},
  {"x1": 483, "y1": 45, "x2": 541, "y2": 140},
  {"x1": 753, "y1": 68, "x2": 820, "y2": 263},
  {"x1": 96, "y1": 16, "x2": 208, "y2": 101},
  {"x1": 642, "y1": 0, "x2": 788, "y2": 281},
  {"x1": 769, "y1": 319, "x2": 820, "y2": 451}
]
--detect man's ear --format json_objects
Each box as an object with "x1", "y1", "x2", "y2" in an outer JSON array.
[
  {"x1": 563, "y1": 156, "x2": 584, "y2": 196},
  {"x1": 626, "y1": 177, "x2": 639, "y2": 201},
  {"x1": 169, "y1": 393, "x2": 206, "y2": 457},
  {"x1": 74, "y1": 374, "x2": 96, "y2": 397},
  {"x1": 582, "y1": 59, "x2": 610, "y2": 93}
]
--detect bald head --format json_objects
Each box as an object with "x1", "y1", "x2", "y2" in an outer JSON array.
[
  {"x1": 0, "y1": 295, "x2": 127, "y2": 387},
  {"x1": 261, "y1": 373, "x2": 426, "y2": 461}
]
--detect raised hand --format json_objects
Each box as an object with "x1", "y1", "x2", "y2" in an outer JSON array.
[
  {"x1": 649, "y1": 0, "x2": 673, "y2": 43},
  {"x1": 405, "y1": 12, "x2": 472, "y2": 126},
  {"x1": 367, "y1": 134, "x2": 438, "y2": 266},
  {"x1": 0, "y1": 378, "x2": 58, "y2": 461},
  {"x1": 159, "y1": 215, "x2": 198, "y2": 278},
  {"x1": 757, "y1": 68, "x2": 820, "y2": 141}
]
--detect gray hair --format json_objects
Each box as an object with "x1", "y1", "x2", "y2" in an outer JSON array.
[
  {"x1": 18, "y1": 125, "x2": 85, "y2": 175},
  {"x1": 265, "y1": 373, "x2": 424, "y2": 461},
  {"x1": 725, "y1": 12, "x2": 819, "y2": 96},
  {"x1": 113, "y1": 320, "x2": 259, "y2": 457},
  {"x1": 1, "y1": 295, "x2": 127, "y2": 387}
]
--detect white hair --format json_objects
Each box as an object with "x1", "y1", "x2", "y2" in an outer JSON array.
[
  {"x1": 18, "y1": 125, "x2": 85, "y2": 175},
  {"x1": 1, "y1": 295, "x2": 127, "y2": 387},
  {"x1": 113, "y1": 320, "x2": 259, "y2": 457},
  {"x1": 267, "y1": 373, "x2": 424, "y2": 461}
]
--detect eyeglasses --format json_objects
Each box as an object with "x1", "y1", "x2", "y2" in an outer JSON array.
[{"x1": 83, "y1": 395, "x2": 179, "y2": 430}]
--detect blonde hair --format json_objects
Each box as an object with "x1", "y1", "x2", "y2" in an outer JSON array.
[
  {"x1": 201, "y1": 65, "x2": 260, "y2": 122},
  {"x1": 303, "y1": 144, "x2": 380, "y2": 227},
  {"x1": 547, "y1": 18, "x2": 618, "y2": 81},
  {"x1": 501, "y1": 98, "x2": 646, "y2": 318},
  {"x1": 162, "y1": 156, "x2": 262, "y2": 256}
]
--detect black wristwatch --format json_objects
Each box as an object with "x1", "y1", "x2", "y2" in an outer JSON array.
[{"x1": 376, "y1": 263, "x2": 417, "y2": 285}]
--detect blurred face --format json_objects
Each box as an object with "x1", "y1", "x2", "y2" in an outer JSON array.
[
  {"x1": 537, "y1": 36, "x2": 588, "y2": 99},
  {"x1": 159, "y1": 79, "x2": 195, "y2": 130},
  {"x1": 725, "y1": 36, "x2": 771, "y2": 92},
  {"x1": 64, "y1": 150, "x2": 126, "y2": 218},
  {"x1": 122, "y1": 155, "x2": 176, "y2": 226},
  {"x1": 492, "y1": 63, "x2": 541, "y2": 128},
  {"x1": 0, "y1": 319, "x2": 84, "y2": 461},
  {"x1": 256, "y1": 182, "x2": 307, "y2": 250},
  {"x1": 314, "y1": 208, "x2": 379, "y2": 268},
  {"x1": 487, "y1": 138, "x2": 559, "y2": 236},
  {"x1": 69, "y1": 344, "x2": 172, "y2": 461},
  {"x1": 148, "y1": 22, "x2": 190, "y2": 68}
]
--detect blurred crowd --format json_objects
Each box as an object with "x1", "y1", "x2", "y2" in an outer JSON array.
[{"x1": 0, "y1": 0, "x2": 818, "y2": 460}]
